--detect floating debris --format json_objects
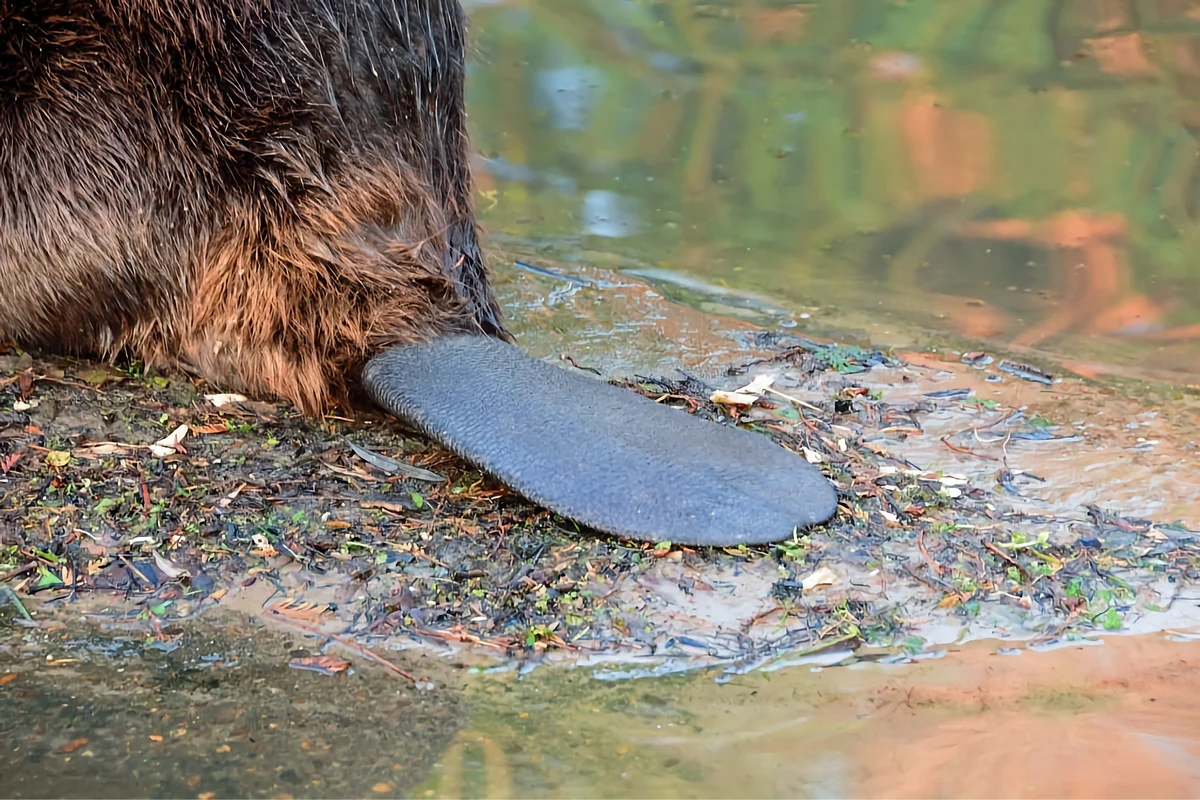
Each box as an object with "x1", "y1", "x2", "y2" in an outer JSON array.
[
  {"x1": 288, "y1": 655, "x2": 352, "y2": 676},
  {"x1": 345, "y1": 438, "x2": 446, "y2": 482},
  {"x1": 997, "y1": 359, "x2": 1055, "y2": 385}
]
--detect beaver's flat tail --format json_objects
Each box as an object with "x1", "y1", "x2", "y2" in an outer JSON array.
[{"x1": 362, "y1": 335, "x2": 838, "y2": 546}]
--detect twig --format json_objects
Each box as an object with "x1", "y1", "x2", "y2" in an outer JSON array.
[
  {"x1": 764, "y1": 386, "x2": 822, "y2": 413},
  {"x1": 0, "y1": 561, "x2": 37, "y2": 583},
  {"x1": 940, "y1": 435, "x2": 998, "y2": 461},
  {"x1": 265, "y1": 607, "x2": 422, "y2": 683},
  {"x1": 33, "y1": 374, "x2": 107, "y2": 394},
  {"x1": 917, "y1": 530, "x2": 946, "y2": 576},
  {"x1": 983, "y1": 540, "x2": 1030, "y2": 580},
  {"x1": 413, "y1": 626, "x2": 510, "y2": 652}
]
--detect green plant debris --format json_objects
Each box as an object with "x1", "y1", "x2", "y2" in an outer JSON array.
[{"x1": 0, "y1": 339, "x2": 1195, "y2": 665}]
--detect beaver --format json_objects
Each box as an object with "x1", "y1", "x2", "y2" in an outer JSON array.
[{"x1": 0, "y1": 0, "x2": 837, "y2": 546}]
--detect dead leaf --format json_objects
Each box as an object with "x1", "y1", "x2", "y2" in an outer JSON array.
[
  {"x1": 217, "y1": 483, "x2": 245, "y2": 510},
  {"x1": 56, "y1": 737, "x2": 88, "y2": 754},
  {"x1": 345, "y1": 438, "x2": 445, "y2": 483},
  {"x1": 800, "y1": 566, "x2": 838, "y2": 591},
  {"x1": 75, "y1": 444, "x2": 131, "y2": 458},
  {"x1": 0, "y1": 673, "x2": 17, "y2": 687},
  {"x1": 289, "y1": 655, "x2": 352, "y2": 675},
  {"x1": 204, "y1": 393, "x2": 247, "y2": 408},
  {"x1": 0, "y1": 452, "x2": 20, "y2": 473},
  {"x1": 151, "y1": 549, "x2": 190, "y2": 580},
  {"x1": 45, "y1": 450, "x2": 70, "y2": 468},
  {"x1": 270, "y1": 599, "x2": 333, "y2": 622},
  {"x1": 711, "y1": 374, "x2": 775, "y2": 406},
  {"x1": 190, "y1": 423, "x2": 229, "y2": 435},
  {"x1": 150, "y1": 424, "x2": 188, "y2": 457}
]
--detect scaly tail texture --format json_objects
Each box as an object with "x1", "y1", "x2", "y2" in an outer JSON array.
[{"x1": 363, "y1": 335, "x2": 839, "y2": 546}]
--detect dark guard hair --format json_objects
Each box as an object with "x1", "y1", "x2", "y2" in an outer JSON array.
[
  {"x1": 0, "y1": 0, "x2": 838, "y2": 546},
  {"x1": 0, "y1": 0, "x2": 502, "y2": 412}
]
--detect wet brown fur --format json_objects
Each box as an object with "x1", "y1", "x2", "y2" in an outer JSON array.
[{"x1": 0, "y1": 0, "x2": 508, "y2": 416}]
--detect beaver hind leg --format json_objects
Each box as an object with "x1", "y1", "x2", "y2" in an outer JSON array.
[{"x1": 362, "y1": 336, "x2": 838, "y2": 546}]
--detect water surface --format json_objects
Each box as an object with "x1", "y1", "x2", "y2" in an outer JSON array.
[{"x1": 465, "y1": 0, "x2": 1200, "y2": 385}]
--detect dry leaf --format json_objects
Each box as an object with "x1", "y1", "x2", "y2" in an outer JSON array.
[
  {"x1": 217, "y1": 483, "x2": 245, "y2": 510},
  {"x1": 45, "y1": 450, "x2": 70, "y2": 468},
  {"x1": 289, "y1": 655, "x2": 352, "y2": 675},
  {"x1": 151, "y1": 549, "x2": 189, "y2": 580},
  {"x1": 800, "y1": 566, "x2": 838, "y2": 591},
  {"x1": 204, "y1": 393, "x2": 247, "y2": 408},
  {"x1": 150, "y1": 424, "x2": 188, "y2": 457},
  {"x1": 270, "y1": 599, "x2": 333, "y2": 621},
  {"x1": 56, "y1": 737, "x2": 88, "y2": 754},
  {"x1": 76, "y1": 444, "x2": 129, "y2": 457},
  {"x1": 711, "y1": 374, "x2": 775, "y2": 406}
]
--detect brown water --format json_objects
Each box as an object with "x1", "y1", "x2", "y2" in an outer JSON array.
[{"x1": 465, "y1": 0, "x2": 1200, "y2": 386}]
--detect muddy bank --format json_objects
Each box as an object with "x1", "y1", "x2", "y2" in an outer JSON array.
[
  {"x1": 0, "y1": 612, "x2": 464, "y2": 799},
  {"x1": 3, "y1": 261, "x2": 1200, "y2": 799},
  {"x1": 2, "y1": 304, "x2": 1199, "y2": 676}
]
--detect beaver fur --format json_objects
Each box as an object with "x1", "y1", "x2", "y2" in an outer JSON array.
[
  {"x1": 0, "y1": 0, "x2": 842, "y2": 547},
  {"x1": 0, "y1": 0, "x2": 505, "y2": 415}
]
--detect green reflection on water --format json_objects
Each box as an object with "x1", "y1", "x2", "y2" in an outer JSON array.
[{"x1": 464, "y1": 0, "x2": 1200, "y2": 382}]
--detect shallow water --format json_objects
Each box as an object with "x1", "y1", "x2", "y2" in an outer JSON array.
[
  {"x1": 417, "y1": 631, "x2": 1200, "y2": 799},
  {"x1": 0, "y1": 615, "x2": 466, "y2": 799},
  {"x1": 4, "y1": 617, "x2": 1198, "y2": 799},
  {"x1": 465, "y1": 0, "x2": 1200, "y2": 386}
]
